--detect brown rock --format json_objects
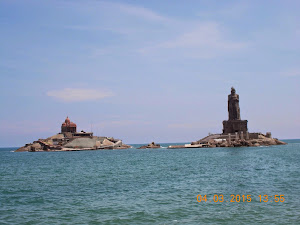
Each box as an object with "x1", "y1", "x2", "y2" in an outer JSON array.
[
  {"x1": 31, "y1": 143, "x2": 42, "y2": 150},
  {"x1": 102, "y1": 139, "x2": 115, "y2": 146},
  {"x1": 251, "y1": 140, "x2": 258, "y2": 144},
  {"x1": 245, "y1": 141, "x2": 253, "y2": 147},
  {"x1": 137, "y1": 145, "x2": 147, "y2": 149},
  {"x1": 220, "y1": 143, "x2": 228, "y2": 147},
  {"x1": 138, "y1": 142, "x2": 160, "y2": 149},
  {"x1": 120, "y1": 144, "x2": 132, "y2": 149},
  {"x1": 275, "y1": 139, "x2": 287, "y2": 145},
  {"x1": 233, "y1": 143, "x2": 242, "y2": 147},
  {"x1": 15, "y1": 146, "x2": 29, "y2": 152}
]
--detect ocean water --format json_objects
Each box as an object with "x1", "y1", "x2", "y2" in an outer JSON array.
[{"x1": 0, "y1": 140, "x2": 300, "y2": 224}]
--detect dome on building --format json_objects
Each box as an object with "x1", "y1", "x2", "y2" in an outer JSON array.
[
  {"x1": 61, "y1": 116, "x2": 77, "y2": 133},
  {"x1": 65, "y1": 117, "x2": 70, "y2": 124},
  {"x1": 69, "y1": 122, "x2": 77, "y2": 127}
]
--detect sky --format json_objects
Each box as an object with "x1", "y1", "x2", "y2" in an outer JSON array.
[{"x1": 0, "y1": 0, "x2": 299, "y2": 147}]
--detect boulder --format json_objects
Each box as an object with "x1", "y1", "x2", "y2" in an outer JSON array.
[
  {"x1": 208, "y1": 140, "x2": 217, "y2": 146},
  {"x1": 245, "y1": 141, "x2": 253, "y2": 147},
  {"x1": 251, "y1": 140, "x2": 258, "y2": 144},
  {"x1": 32, "y1": 143, "x2": 42, "y2": 149},
  {"x1": 233, "y1": 142, "x2": 242, "y2": 147},
  {"x1": 113, "y1": 140, "x2": 123, "y2": 148},
  {"x1": 15, "y1": 146, "x2": 30, "y2": 152},
  {"x1": 268, "y1": 139, "x2": 277, "y2": 145},
  {"x1": 137, "y1": 145, "x2": 148, "y2": 149},
  {"x1": 116, "y1": 144, "x2": 131, "y2": 149},
  {"x1": 220, "y1": 142, "x2": 228, "y2": 147},
  {"x1": 275, "y1": 139, "x2": 287, "y2": 145},
  {"x1": 138, "y1": 142, "x2": 161, "y2": 149},
  {"x1": 102, "y1": 139, "x2": 115, "y2": 146}
]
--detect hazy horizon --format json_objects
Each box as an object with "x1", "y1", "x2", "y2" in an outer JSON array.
[{"x1": 1, "y1": 0, "x2": 299, "y2": 147}]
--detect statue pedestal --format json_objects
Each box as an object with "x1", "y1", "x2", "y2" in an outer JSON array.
[{"x1": 223, "y1": 120, "x2": 248, "y2": 134}]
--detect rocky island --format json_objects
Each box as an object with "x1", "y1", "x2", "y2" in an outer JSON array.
[
  {"x1": 15, "y1": 117, "x2": 131, "y2": 152},
  {"x1": 137, "y1": 142, "x2": 161, "y2": 149},
  {"x1": 169, "y1": 87, "x2": 286, "y2": 149}
]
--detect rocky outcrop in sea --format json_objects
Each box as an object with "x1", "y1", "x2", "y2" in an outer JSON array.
[
  {"x1": 168, "y1": 133, "x2": 286, "y2": 149},
  {"x1": 15, "y1": 135, "x2": 131, "y2": 152},
  {"x1": 137, "y1": 142, "x2": 161, "y2": 149}
]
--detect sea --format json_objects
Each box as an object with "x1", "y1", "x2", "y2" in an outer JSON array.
[{"x1": 0, "y1": 140, "x2": 299, "y2": 224}]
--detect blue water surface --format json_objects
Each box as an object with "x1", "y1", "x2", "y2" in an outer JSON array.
[{"x1": 0, "y1": 140, "x2": 299, "y2": 224}]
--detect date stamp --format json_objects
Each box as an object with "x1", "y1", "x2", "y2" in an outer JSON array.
[{"x1": 197, "y1": 194, "x2": 285, "y2": 203}]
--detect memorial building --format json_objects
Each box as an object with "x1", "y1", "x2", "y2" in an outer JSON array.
[
  {"x1": 61, "y1": 116, "x2": 77, "y2": 133},
  {"x1": 222, "y1": 87, "x2": 248, "y2": 134},
  {"x1": 61, "y1": 116, "x2": 93, "y2": 137}
]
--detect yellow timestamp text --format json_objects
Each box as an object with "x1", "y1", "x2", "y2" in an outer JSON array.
[{"x1": 197, "y1": 194, "x2": 285, "y2": 203}]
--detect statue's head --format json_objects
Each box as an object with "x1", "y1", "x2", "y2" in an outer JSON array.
[{"x1": 231, "y1": 87, "x2": 236, "y2": 94}]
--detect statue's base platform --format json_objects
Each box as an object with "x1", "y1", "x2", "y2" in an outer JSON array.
[{"x1": 223, "y1": 120, "x2": 248, "y2": 134}]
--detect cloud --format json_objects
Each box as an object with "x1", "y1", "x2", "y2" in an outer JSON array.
[
  {"x1": 61, "y1": 1, "x2": 247, "y2": 59},
  {"x1": 47, "y1": 88, "x2": 114, "y2": 102},
  {"x1": 115, "y1": 3, "x2": 169, "y2": 22},
  {"x1": 63, "y1": 1, "x2": 172, "y2": 49},
  {"x1": 138, "y1": 22, "x2": 247, "y2": 58},
  {"x1": 64, "y1": 0, "x2": 169, "y2": 23},
  {"x1": 162, "y1": 23, "x2": 244, "y2": 49}
]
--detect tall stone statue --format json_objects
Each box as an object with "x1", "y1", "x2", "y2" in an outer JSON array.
[
  {"x1": 223, "y1": 87, "x2": 248, "y2": 134},
  {"x1": 228, "y1": 87, "x2": 241, "y2": 120}
]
